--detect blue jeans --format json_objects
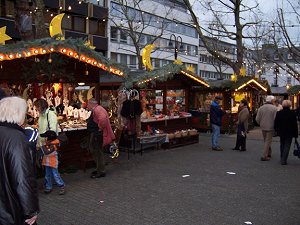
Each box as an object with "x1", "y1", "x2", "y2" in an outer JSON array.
[
  {"x1": 45, "y1": 166, "x2": 65, "y2": 190},
  {"x1": 211, "y1": 124, "x2": 221, "y2": 148}
]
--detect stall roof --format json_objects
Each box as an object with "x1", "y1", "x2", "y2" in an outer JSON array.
[
  {"x1": 271, "y1": 86, "x2": 288, "y2": 95},
  {"x1": 0, "y1": 37, "x2": 128, "y2": 81},
  {"x1": 204, "y1": 77, "x2": 270, "y2": 93},
  {"x1": 124, "y1": 63, "x2": 209, "y2": 88}
]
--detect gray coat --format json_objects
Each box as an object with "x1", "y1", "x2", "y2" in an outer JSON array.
[
  {"x1": 256, "y1": 103, "x2": 278, "y2": 131},
  {"x1": 238, "y1": 106, "x2": 250, "y2": 132}
]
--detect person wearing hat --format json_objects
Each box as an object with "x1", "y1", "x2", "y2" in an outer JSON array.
[
  {"x1": 210, "y1": 95, "x2": 226, "y2": 151},
  {"x1": 40, "y1": 130, "x2": 65, "y2": 195},
  {"x1": 256, "y1": 95, "x2": 278, "y2": 161}
]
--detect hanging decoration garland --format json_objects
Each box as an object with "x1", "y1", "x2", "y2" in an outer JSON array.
[{"x1": 0, "y1": 37, "x2": 128, "y2": 77}]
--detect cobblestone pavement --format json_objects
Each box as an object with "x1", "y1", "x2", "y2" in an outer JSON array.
[{"x1": 37, "y1": 128, "x2": 300, "y2": 225}]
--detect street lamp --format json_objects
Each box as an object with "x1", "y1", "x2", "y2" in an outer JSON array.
[{"x1": 169, "y1": 34, "x2": 183, "y2": 60}]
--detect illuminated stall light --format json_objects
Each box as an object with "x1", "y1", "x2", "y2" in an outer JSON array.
[{"x1": 235, "y1": 79, "x2": 267, "y2": 92}]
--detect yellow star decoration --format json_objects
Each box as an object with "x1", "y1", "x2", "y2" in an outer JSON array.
[
  {"x1": 186, "y1": 65, "x2": 195, "y2": 73},
  {"x1": 240, "y1": 66, "x2": 246, "y2": 77},
  {"x1": 0, "y1": 26, "x2": 12, "y2": 45},
  {"x1": 174, "y1": 59, "x2": 183, "y2": 65},
  {"x1": 231, "y1": 73, "x2": 237, "y2": 82},
  {"x1": 84, "y1": 40, "x2": 96, "y2": 50}
]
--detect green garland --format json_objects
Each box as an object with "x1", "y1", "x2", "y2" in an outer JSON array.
[
  {"x1": 123, "y1": 63, "x2": 193, "y2": 89},
  {"x1": 0, "y1": 37, "x2": 129, "y2": 77},
  {"x1": 287, "y1": 85, "x2": 300, "y2": 95}
]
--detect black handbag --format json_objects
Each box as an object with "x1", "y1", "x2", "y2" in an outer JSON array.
[{"x1": 293, "y1": 139, "x2": 300, "y2": 158}]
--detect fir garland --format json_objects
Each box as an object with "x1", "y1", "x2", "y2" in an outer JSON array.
[
  {"x1": 0, "y1": 37, "x2": 129, "y2": 77},
  {"x1": 123, "y1": 63, "x2": 192, "y2": 89},
  {"x1": 287, "y1": 85, "x2": 300, "y2": 95}
]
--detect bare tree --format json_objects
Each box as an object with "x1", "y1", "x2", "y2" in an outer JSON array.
[
  {"x1": 183, "y1": 0, "x2": 262, "y2": 77},
  {"x1": 110, "y1": 0, "x2": 174, "y2": 70},
  {"x1": 267, "y1": 0, "x2": 300, "y2": 81}
]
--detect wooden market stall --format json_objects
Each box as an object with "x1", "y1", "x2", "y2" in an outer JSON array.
[
  {"x1": 123, "y1": 63, "x2": 210, "y2": 149},
  {"x1": 189, "y1": 77, "x2": 270, "y2": 133},
  {"x1": 0, "y1": 37, "x2": 127, "y2": 169}
]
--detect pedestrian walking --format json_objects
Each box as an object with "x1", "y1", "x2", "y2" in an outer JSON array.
[
  {"x1": 232, "y1": 99, "x2": 250, "y2": 151},
  {"x1": 274, "y1": 100, "x2": 298, "y2": 165},
  {"x1": 210, "y1": 95, "x2": 226, "y2": 151},
  {"x1": 0, "y1": 96, "x2": 39, "y2": 225},
  {"x1": 255, "y1": 95, "x2": 278, "y2": 161},
  {"x1": 34, "y1": 99, "x2": 65, "y2": 194},
  {"x1": 87, "y1": 98, "x2": 115, "y2": 178},
  {"x1": 273, "y1": 99, "x2": 283, "y2": 111}
]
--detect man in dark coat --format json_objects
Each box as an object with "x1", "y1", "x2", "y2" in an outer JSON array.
[
  {"x1": 274, "y1": 100, "x2": 298, "y2": 165},
  {"x1": 210, "y1": 96, "x2": 226, "y2": 151},
  {"x1": 0, "y1": 96, "x2": 39, "y2": 225}
]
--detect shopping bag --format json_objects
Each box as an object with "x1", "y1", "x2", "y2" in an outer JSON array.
[{"x1": 293, "y1": 139, "x2": 300, "y2": 158}]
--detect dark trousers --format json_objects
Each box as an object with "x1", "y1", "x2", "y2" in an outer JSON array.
[
  {"x1": 89, "y1": 132, "x2": 105, "y2": 174},
  {"x1": 234, "y1": 134, "x2": 246, "y2": 150},
  {"x1": 279, "y1": 136, "x2": 293, "y2": 164}
]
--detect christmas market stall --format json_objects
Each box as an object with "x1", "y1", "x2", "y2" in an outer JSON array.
[
  {"x1": 189, "y1": 77, "x2": 270, "y2": 133},
  {"x1": 0, "y1": 37, "x2": 127, "y2": 169},
  {"x1": 122, "y1": 63, "x2": 210, "y2": 149},
  {"x1": 286, "y1": 85, "x2": 300, "y2": 109}
]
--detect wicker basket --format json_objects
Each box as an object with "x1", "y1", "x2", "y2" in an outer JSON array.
[
  {"x1": 174, "y1": 132, "x2": 182, "y2": 138},
  {"x1": 168, "y1": 133, "x2": 175, "y2": 139},
  {"x1": 181, "y1": 130, "x2": 188, "y2": 137},
  {"x1": 188, "y1": 129, "x2": 198, "y2": 136}
]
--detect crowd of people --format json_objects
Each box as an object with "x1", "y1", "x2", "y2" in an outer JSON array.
[
  {"x1": 1, "y1": 86, "x2": 299, "y2": 225},
  {"x1": 0, "y1": 88, "x2": 115, "y2": 225},
  {"x1": 209, "y1": 95, "x2": 299, "y2": 165}
]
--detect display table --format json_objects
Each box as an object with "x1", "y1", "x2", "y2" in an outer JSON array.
[
  {"x1": 141, "y1": 115, "x2": 192, "y2": 133},
  {"x1": 139, "y1": 134, "x2": 168, "y2": 154}
]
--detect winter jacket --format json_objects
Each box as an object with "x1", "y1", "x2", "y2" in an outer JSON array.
[
  {"x1": 255, "y1": 103, "x2": 277, "y2": 131},
  {"x1": 238, "y1": 106, "x2": 250, "y2": 132},
  {"x1": 274, "y1": 107, "x2": 298, "y2": 138},
  {"x1": 92, "y1": 105, "x2": 115, "y2": 146},
  {"x1": 37, "y1": 107, "x2": 58, "y2": 147},
  {"x1": 0, "y1": 122, "x2": 39, "y2": 225},
  {"x1": 210, "y1": 100, "x2": 225, "y2": 126}
]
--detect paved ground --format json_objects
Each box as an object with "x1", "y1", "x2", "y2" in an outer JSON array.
[{"x1": 37, "y1": 128, "x2": 300, "y2": 225}]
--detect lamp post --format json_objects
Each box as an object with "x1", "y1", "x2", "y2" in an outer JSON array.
[{"x1": 169, "y1": 34, "x2": 183, "y2": 60}]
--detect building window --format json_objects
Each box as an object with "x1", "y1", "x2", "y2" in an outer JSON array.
[
  {"x1": 129, "y1": 55, "x2": 137, "y2": 69},
  {"x1": 120, "y1": 54, "x2": 127, "y2": 65},
  {"x1": 274, "y1": 54, "x2": 279, "y2": 60},
  {"x1": 89, "y1": 20, "x2": 105, "y2": 36},
  {"x1": 287, "y1": 53, "x2": 293, "y2": 59},
  {"x1": 110, "y1": 52, "x2": 118, "y2": 62},
  {"x1": 120, "y1": 30, "x2": 127, "y2": 44},
  {"x1": 110, "y1": 27, "x2": 118, "y2": 41},
  {"x1": 73, "y1": 16, "x2": 85, "y2": 33},
  {"x1": 287, "y1": 77, "x2": 291, "y2": 84},
  {"x1": 62, "y1": 15, "x2": 72, "y2": 30}
]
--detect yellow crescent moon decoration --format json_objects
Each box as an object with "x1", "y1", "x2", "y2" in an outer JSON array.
[
  {"x1": 142, "y1": 44, "x2": 154, "y2": 71},
  {"x1": 87, "y1": 86, "x2": 95, "y2": 100},
  {"x1": 49, "y1": 13, "x2": 65, "y2": 40},
  {"x1": 0, "y1": 26, "x2": 12, "y2": 45}
]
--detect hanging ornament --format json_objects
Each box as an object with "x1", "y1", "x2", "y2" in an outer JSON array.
[
  {"x1": 174, "y1": 59, "x2": 183, "y2": 65},
  {"x1": 231, "y1": 73, "x2": 237, "y2": 82},
  {"x1": 240, "y1": 66, "x2": 246, "y2": 77},
  {"x1": 0, "y1": 26, "x2": 12, "y2": 45},
  {"x1": 49, "y1": 13, "x2": 65, "y2": 40},
  {"x1": 84, "y1": 40, "x2": 96, "y2": 50},
  {"x1": 186, "y1": 65, "x2": 195, "y2": 73},
  {"x1": 142, "y1": 44, "x2": 154, "y2": 71}
]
